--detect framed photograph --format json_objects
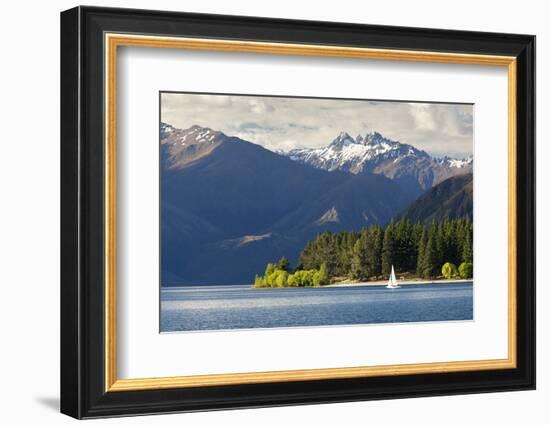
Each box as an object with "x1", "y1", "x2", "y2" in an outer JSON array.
[{"x1": 60, "y1": 6, "x2": 535, "y2": 419}]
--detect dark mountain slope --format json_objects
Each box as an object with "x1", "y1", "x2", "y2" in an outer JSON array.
[
  {"x1": 161, "y1": 124, "x2": 414, "y2": 285},
  {"x1": 398, "y1": 173, "x2": 473, "y2": 224}
]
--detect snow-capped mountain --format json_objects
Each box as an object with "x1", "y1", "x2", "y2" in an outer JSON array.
[
  {"x1": 284, "y1": 131, "x2": 472, "y2": 195},
  {"x1": 161, "y1": 123, "x2": 228, "y2": 169},
  {"x1": 160, "y1": 123, "x2": 413, "y2": 285},
  {"x1": 435, "y1": 156, "x2": 474, "y2": 169},
  {"x1": 287, "y1": 131, "x2": 430, "y2": 174}
]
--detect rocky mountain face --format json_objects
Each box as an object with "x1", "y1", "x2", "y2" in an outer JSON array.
[
  {"x1": 284, "y1": 131, "x2": 472, "y2": 197},
  {"x1": 161, "y1": 123, "x2": 226, "y2": 168},
  {"x1": 160, "y1": 124, "x2": 415, "y2": 285},
  {"x1": 398, "y1": 173, "x2": 473, "y2": 224}
]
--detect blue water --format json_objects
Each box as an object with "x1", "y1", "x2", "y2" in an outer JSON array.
[{"x1": 160, "y1": 282, "x2": 473, "y2": 332}]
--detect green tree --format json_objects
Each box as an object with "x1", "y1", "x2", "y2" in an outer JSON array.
[
  {"x1": 336, "y1": 233, "x2": 350, "y2": 276},
  {"x1": 313, "y1": 262, "x2": 329, "y2": 286},
  {"x1": 417, "y1": 228, "x2": 427, "y2": 277},
  {"x1": 274, "y1": 270, "x2": 288, "y2": 287},
  {"x1": 441, "y1": 262, "x2": 458, "y2": 279},
  {"x1": 265, "y1": 271, "x2": 276, "y2": 287},
  {"x1": 292, "y1": 270, "x2": 304, "y2": 287},
  {"x1": 287, "y1": 273, "x2": 298, "y2": 287},
  {"x1": 277, "y1": 256, "x2": 290, "y2": 272},
  {"x1": 394, "y1": 218, "x2": 415, "y2": 271},
  {"x1": 462, "y1": 228, "x2": 473, "y2": 264},
  {"x1": 350, "y1": 237, "x2": 368, "y2": 280},
  {"x1": 265, "y1": 263, "x2": 276, "y2": 276},
  {"x1": 298, "y1": 232, "x2": 339, "y2": 276},
  {"x1": 458, "y1": 262, "x2": 473, "y2": 279},
  {"x1": 381, "y1": 224, "x2": 395, "y2": 275},
  {"x1": 421, "y1": 230, "x2": 438, "y2": 279},
  {"x1": 298, "y1": 240, "x2": 315, "y2": 271},
  {"x1": 318, "y1": 233, "x2": 339, "y2": 276},
  {"x1": 299, "y1": 270, "x2": 316, "y2": 286},
  {"x1": 372, "y1": 226, "x2": 383, "y2": 277},
  {"x1": 433, "y1": 221, "x2": 444, "y2": 267},
  {"x1": 254, "y1": 218, "x2": 473, "y2": 288},
  {"x1": 291, "y1": 271, "x2": 302, "y2": 286},
  {"x1": 253, "y1": 275, "x2": 266, "y2": 288}
]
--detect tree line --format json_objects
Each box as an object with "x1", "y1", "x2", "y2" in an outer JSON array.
[
  {"x1": 253, "y1": 258, "x2": 329, "y2": 288},
  {"x1": 299, "y1": 217, "x2": 473, "y2": 280},
  {"x1": 253, "y1": 217, "x2": 473, "y2": 288}
]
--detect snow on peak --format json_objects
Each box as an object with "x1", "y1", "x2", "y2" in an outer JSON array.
[
  {"x1": 161, "y1": 123, "x2": 226, "y2": 146},
  {"x1": 363, "y1": 131, "x2": 385, "y2": 144},
  {"x1": 324, "y1": 131, "x2": 422, "y2": 160},
  {"x1": 330, "y1": 132, "x2": 355, "y2": 148},
  {"x1": 160, "y1": 122, "x2": 175, "y2": 137},
  {"x1": 340, "y1": 131, "x2": 382, "y2": 145},
  {"x1": 284, "y1": 130, "x2": 432, "y2": 174},
  {"x1": 437, "y1": 156, "x2": 473, "y2": 168}
]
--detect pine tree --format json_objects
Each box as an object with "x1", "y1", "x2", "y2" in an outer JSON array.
[
  {"x1": 363, "y1": 228, "x2": 379, "y2": 278},
  {"x1": 257, "y1": 218, "x2": 473, "y2": 288},
  {"x1": 393, "y1": 218, "x2": 405, "y2": 271},
  {"x1": 337, "y1": 232, "x2": 355, "y2": 277},
  {"x1": 350, "y1": 238, "x2": 367, "y2": 280},
  {"x1": 422, "y1": 229, "x2": 438, "y2": 279},
  {"x1": 462, "y1": 224, "x2": 473, "y2": 263},
  {"x1": 417, "y1": 228, "x2": 427, "y2": 277},
  {"x1": 434, "y1": 221, "x2": 444, "y2": 268},
  {"x1": 350, "y1": 232, "x2": 370, "y2": 280},
  {"x1": 381, "y1": 224, "x2": 395, "y2": 275},
  {"x1": 373, "y1": 226, "x2": 383, "y2": 277},
  {"x1": 317, "y1": 232, "x2": 338, "y2": 276},
  {"x1": 277, "y1": 256, "x2": 290, "y2": 272},
  {"x1": 298, "y1": 240, "x2": 315, "y2": 271},
  {"x1": 412, "y1": 222, "x2": 424, "y2": 269},
  {"x1": 396, "y1": 218, "x2": 415, "y2": 271}
]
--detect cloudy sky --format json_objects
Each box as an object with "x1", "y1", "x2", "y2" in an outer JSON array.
[{"x1": 161, "y1": 92, "x2": 473, "y2": 158}]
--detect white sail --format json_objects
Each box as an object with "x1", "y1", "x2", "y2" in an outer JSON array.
[{"x1": 386, "y1": 265, "x2": 399, "y2": 288}]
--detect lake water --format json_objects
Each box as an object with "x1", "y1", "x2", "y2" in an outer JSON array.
[{"x1": 160, "y1": 282, "x2": 473, "y2": 332}]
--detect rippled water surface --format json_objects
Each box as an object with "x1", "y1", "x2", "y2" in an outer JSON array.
[{"x1": 160, "y1": 282, "x2": 473, "y2": 332}]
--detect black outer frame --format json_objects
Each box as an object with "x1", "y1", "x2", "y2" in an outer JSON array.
[{"x1": 60, "y1": 6, "x2": 535, "y2": 419}]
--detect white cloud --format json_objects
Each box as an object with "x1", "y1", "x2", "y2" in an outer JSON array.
[
  {"x1": 409, "y1": 104, "x2": 437, "y2": 131},
  {"x1": 161, "y1": 93, "x2": 473, "y2": 158},
  {"x1": 248, "y1": 99, "x2": 274, "y2": 114}
]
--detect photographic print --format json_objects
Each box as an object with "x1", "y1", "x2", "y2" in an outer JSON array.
[
  {"x1": 61, "y1": 9, "x2": 535, "y2": 416},
  {"x1": 160, "y1": 92, "x2": 474, "y2": 332}
]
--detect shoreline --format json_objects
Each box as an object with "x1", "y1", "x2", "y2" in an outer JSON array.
[
  {"x1": 249, "y1": 279, "x2": 473, "y2": 290},
  {"x1": 161, "y1": 279, "x2": 473, "y2": 289},
  {"x1": 323, "y1": 279, "x2": 472, "y2": 288}
]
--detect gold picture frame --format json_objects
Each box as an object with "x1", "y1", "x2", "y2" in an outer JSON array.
[{"x1": 104, "y1": 33, "x2": 517, "y2": 392}]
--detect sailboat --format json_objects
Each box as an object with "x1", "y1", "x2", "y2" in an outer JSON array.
[{"x1": 386, "y1": 265, "x2": 400, "y2": 289}]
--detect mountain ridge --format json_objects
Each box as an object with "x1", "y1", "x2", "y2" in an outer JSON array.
[
  {"x1": 283, "y1": 131, "x2": 472, "y2": 196},
  {"x1": 398, "y1": 173, "x2": 473, "y2": 224},
  {"x1": 160, "y1": 123, "x2": 415, "y2": 285}
]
